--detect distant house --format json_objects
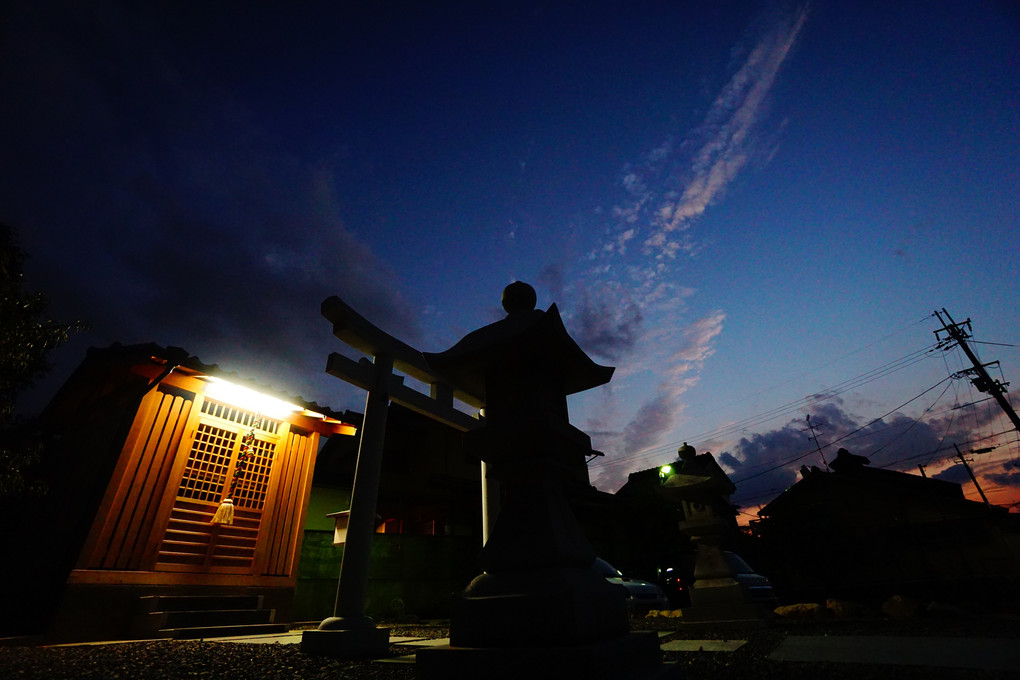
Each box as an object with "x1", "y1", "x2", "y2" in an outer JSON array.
[
  {"x1": 611, "y1": 463, "x2": 705, "y2": 581},
  {"x1": 752, "y1": 448, "x2": 1020, "y2": 603},
  {"x1": 2, "y1": 343, "x2": 354, "y2": 641}
]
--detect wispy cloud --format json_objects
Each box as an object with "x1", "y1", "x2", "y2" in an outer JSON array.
[
  {"x1": 579, "y1": 5, "x2": 807, "y2": 491},
  {"x1": 643, "y1": 4, "x2": 809, "y2": 259},
  {"x1": 573, "y1": 288, "x2": 643, "y2": 362},
  {"x1": 621, "y1": 390, "x2": 678, "y2": 455},
  {"x1": 615, "y1": 310, "x2": 726, "y2": 455},
  {"x1": 667, "y1": 311, "x2": 727, "y2": 378}
]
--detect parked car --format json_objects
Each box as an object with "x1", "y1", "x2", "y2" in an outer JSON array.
[
  {"x1": 657, "y1": 551, "x2": 778, "y2": 609},
  {"x1": 593, "y1": 558, "x2": 671, "y2": 613},
  {"x1": 725, "y1": 551, "x2": 779, "y2": 608}
]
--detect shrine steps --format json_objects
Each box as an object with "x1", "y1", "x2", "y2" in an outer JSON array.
[{"x1": 135, "y1": 595, "x2": 288, "y2": 639}]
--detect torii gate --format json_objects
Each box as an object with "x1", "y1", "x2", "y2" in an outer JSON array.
[{"x1": 302, "y1": 295, "x2": 485, "y2": 658}]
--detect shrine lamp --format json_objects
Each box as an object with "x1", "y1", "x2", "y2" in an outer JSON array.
[{"x1": 200, "y1": 375, "x2": 303, "y2": 420}]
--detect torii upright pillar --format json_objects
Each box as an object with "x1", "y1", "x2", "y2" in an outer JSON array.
[
  {"x1": 301, "y1": 352, "x2": 393, "y2": 656},
  {"x1": 301, "y1": 296, "x2": 482, "y2": 658}
]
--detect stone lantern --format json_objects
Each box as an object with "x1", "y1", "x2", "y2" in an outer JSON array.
[
  {"x1": 417, "y1": 282, "x2": 662, "y2": 679},
  {"x1": 660, "y1": 443, "x2": 764, "y2": 620}
]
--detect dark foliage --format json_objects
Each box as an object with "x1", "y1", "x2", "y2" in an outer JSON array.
[{"x1": 0, "y1": 223, "x2": 86, "y2": 498}]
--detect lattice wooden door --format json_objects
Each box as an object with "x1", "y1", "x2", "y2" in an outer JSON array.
[{"x1": 154, "y1": 399, "x2": 281, "y2": 573}]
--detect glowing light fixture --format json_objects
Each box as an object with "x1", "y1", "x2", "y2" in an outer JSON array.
[
  {"x1": 202, "y1": 376, "x2": 302, "y2": 420},
  {"x1": 658, "y1": 464, "x2": 674, "y2": 482}
]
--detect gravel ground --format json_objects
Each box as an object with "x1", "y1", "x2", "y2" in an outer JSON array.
[
  {"x1": 4, "y1": 616, "x2": 1020, "y2": 680},
  {"x1": 646, "y1": 615, "x2": 1020, "y2": 680}
]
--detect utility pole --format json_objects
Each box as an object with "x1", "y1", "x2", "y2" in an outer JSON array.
[
  {"x1": 953, "y1": 442, "x2": 990, "y2": 506},
  {"x1": 934, "y1": 308, "x2": 1020, "y2": 433},
  {"x1": 803, "y1": 414, "x2": 830, "y2": 470}
]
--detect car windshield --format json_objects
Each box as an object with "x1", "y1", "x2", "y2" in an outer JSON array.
[
  {"x1": 724, "y1": 552, "x2": 754, "y2": 574},
  {"x1": 592, "y1": 558, "x2": 623, "y2": 578}
]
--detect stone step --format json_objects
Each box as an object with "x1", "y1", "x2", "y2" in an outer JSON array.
[
  {"x1": 132, "y1": 594, "x2": 283, "y2": 640},
  {"x1": 148, "y1": 608, "x2": 276, "y2": 630},
  {"x1": 160, "y1": 622, "x2": 290, "y2": 640},
  {"x1": 138, "y1": 595, "x2": 264, "y2": 613}
]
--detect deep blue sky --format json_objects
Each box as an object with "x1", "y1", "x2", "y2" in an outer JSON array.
[{"x1": 3, "y1": 1, "x2": 1018, "y2": 513}]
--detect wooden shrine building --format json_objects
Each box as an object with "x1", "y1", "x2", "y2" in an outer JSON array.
[{"x1": 2, "y1": 343, "x2": 355, "y2": 641}]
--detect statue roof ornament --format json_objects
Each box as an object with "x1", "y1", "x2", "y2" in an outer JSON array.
[
  {"x1": 501, "y1": 280, "x2": 537, "y2": 314},
  {"x1": 424, "y1": 282, "x2": 614, "y2": 401}
]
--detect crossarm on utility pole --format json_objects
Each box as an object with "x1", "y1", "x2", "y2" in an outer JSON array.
[{"x1": 936, "y1": 308, "x2": 1020, "y2": 433}]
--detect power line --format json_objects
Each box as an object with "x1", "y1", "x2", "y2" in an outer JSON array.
[
  {"x1": 590, "y1": 342, "x2": 941, "y2": 473},
  {"x1": 731, "y1": 428, "x2": 1019, "y2": 508},
  {"x1": 595, "y1": 310, "x2": 1017, "y2": 508},
  {"x1": 861, "y1": 429, "x2": 1016, "y2": 470},
  {"x1": 865, "y1": 380, "x2": 954, "y2": 459},
  {"x1": 731, "y1": 375, "x2": 953, "y2": 485},
  {"x1": 727, "y1": 313, "x2": 1016, "y2": 490},
  {"x1": 591, "y1": 321, "x2": 939, "y2": 464},
  {"x1": 595, "y1": 345, "x2": 941, "y2": 474},
  {"x1": 671, "y1": 315, "x2": 934, "y2": 424},
  {"x1": 924, "y1": 392, "x2": 958, "y2": 468},
  {"x1": 775, "y1": 393, "x2": 998, "y2": 461}
]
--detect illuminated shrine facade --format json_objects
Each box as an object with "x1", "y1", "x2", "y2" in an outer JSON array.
[{"x1": 15, "y1": 343, "x2": 355, "y2": 641}]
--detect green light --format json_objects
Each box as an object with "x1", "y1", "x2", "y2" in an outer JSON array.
[{"x1": 658, "y1": 464, "x2": 673, "y2": 481}]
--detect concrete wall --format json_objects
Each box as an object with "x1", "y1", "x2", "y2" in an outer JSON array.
[{"x1": 293, "y1": 530, "x2": 480, "y2": 623}]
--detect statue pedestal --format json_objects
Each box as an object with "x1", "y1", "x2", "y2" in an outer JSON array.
[
  {"x1": 417, "y1": 632, "x2": 665, "y2": 680},
  {"x1": 450, "y1": 567, "x2": 628, "y2": 647},
  {"x1": 300, "y1": 619, "x2": 390, "y2": 658}
]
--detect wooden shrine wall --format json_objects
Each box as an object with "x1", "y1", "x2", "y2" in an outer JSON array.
[
  {"x1": 74, "y1": 377, "x2": 318, "y2": 585},
  {"x1": 77, "y1": 383, "x2": 195, "y2": 571}
]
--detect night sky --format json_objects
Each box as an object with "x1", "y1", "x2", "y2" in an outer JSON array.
[{"x1": 3, "y1": 1, "x2": 1019, "y2": 516}]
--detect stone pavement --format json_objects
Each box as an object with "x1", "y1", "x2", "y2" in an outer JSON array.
[
  {"x1": 39, "y1": 628, "x2": 1020, "y2": 673},
  {"x1": 769, "y1": 635, "x2": 1020, "y2": 672}
]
